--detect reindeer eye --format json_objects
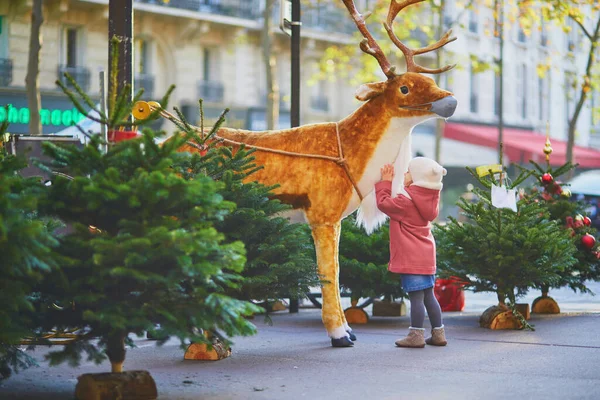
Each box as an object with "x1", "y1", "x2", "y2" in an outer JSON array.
[{"x1": 400, "y1": 86, "x2": 409, "y2": 95}]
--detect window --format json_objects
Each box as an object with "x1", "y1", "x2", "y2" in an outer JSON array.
[
  {"x1": 469, "y1": 62, "x2": 478, "y2": 113},
  {"x1": 538, "y1": 75, "x2": 550, "y2": 122},
  {"x1": 0, "y1": 16, "x2": 11, "y2": 87},
  {"x1": 565, "y1": 72, "x2": 576, "y2": 126},
  {"x1": 520, "y1": 64, "x2": 527, "y2": 119},
  {"x1": 567, "y1": 19, "x2": 577, "y2": 52},
  {"x1": 540, "y1": 18, "x2": 547, "y2": 47},
  {"x1": 591, "y1": 85, "x2": 600, "y2": 128},
  {"x1": 135, "y1": 38, "x2": 150, "y2": 75},
  {"x1": 65, "y1": 27, "x2": 78, "y2": 67},
  {"x1": 517, "y1": 25, "x2": 526, "y2": 43},
  {"x1": 468, "y1": 8, "x2": 478, "y2": 34},
  {"x1": 442, "y1": 0, "x2": 455, "y2": 29},
  {"x1": 134, "y1": 38, "x2": 154, "y2": 98},
  {"x1": 203, "y1": 48, "x2": 212, "y2": 81},
  {"x1": 0, "y1": 15, "x2": 7, "y2": 58},
  {"x1": 494, "y1": 71, "x2": 501, "y2": 117},
  {"x1": 198, "y1": 48, "x2": 223, "y2": 103}
]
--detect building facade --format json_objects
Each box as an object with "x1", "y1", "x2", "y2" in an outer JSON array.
[
  {"x1": 0, "y1": 0, "x2": 598, "y2": 156},
  {"x1": 441, "y1": 0, "x2": 600, "y2": 149}
]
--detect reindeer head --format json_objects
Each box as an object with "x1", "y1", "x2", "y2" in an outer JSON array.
[{"x1": 343, "y1": 0, "x2": 457, "y2": 120}]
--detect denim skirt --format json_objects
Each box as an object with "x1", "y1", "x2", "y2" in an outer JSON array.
[{"x1": 400, "y1": 274, "x2": 436, "y2": 293}]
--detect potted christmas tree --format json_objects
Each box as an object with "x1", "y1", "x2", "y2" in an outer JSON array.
[
  {"x1": 168, "y1": 105, "x2": 320, "y2": 316},
  {"x1": 0, "y1": 120, "x2": 60, "y2": 380},
  {"x1": 434, "y1": 164, "x2": 576, "y2": 330},
  {"x1": 338, "y1": 215, "x2": 406, "y2": 322},
  {"x1": 519, "y1": 137, "x2": 600, "y2": 313},
  {"x1": 33, "y1": 75, "x2": 261, "y2": 397}
]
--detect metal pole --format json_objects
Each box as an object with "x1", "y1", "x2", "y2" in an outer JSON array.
[
  {"x1": 108, "y1": 0, "x2": 133, "y2": 117},
  {"x1": 290, "y1": 0, "x2": 301, "y2": 128},
  {"x1": 496, "y1": 0, "x2": 504, "y2": 162},
  {"x1": 289, "y1": 0, "x2": 301, "y2": 313},
  {"x1": 99, "y1": 70, "x2": 107, "y2": 152}
]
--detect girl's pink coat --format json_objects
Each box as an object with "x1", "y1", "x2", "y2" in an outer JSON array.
[{"x1": 375, "y1": 180, "x2": 440, "y2": 275}]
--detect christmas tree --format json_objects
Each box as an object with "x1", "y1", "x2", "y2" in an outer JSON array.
[
  {"x1": 170, "y1": 106, "x2": 320, "y2": 311},
  {"x1": 518, "y1": 139, "x2": 600, "y2": 301},
  {"x1": 0, "y1": 118, "x2": 59, "y2": 379},
  {"x1": 338, "y1": 215, "x2": 405, "y2": 302},
  {"x1": 32, "y1": 60, "x2": 261, "y2": 373},
  {"x1": 434, "y1": 164, "x2": 577, "y2": 329}
]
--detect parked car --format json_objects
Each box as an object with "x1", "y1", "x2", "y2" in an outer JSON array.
[{"x1": 567, "y1": 169, "x2": 600, "y2": 231}]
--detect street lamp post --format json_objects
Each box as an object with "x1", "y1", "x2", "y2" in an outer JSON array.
[
  {"x1": 290, "y1": 0, "x2": 301, "y2": 129},
  {"x1": 108, "y1": 0, "x2": 134, "y2": 116}
]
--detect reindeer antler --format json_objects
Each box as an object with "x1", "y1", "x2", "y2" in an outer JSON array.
[
  {"x1": 341, "y1": 0, "x2": 397, "y2": 78},
  {"x1": 385, "y1": 0, "x2": 456, "y2": 74},
  {"x1": 342, "y1": 0, "x2": 457, "y2": 77}
]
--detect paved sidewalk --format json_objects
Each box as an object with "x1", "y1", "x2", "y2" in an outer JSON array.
[{"x1": 1, "y1": 299, "x2": 599, "y2": 400}]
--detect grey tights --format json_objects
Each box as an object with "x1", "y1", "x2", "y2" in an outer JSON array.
[{"x1": 408, "y1": 288, "x2": 443, "y2": 329}]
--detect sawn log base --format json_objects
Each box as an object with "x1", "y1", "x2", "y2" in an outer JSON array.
[
  {"x1": 75, "y1": 370, "x2": 157, "y2": 400},
  {"x1": 372, "y1": 299, "x2": 407, "y2": 317},
  {"x1": 479, "y1": 305, "x2": 523, "y2": 330},
  {"x1": 344, "y1": 306, "x2": 369, "y2": 324},
  {"x1": 532, "y1": 295, "x2": 560, "y2": 314},
  {"x1": 184, "y1": 339, "x2": 231, "y2": 361}
]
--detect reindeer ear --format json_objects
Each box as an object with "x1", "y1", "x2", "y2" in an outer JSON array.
[{"x1": 355, "y1": 82, "x2": 386, "y2": 101}]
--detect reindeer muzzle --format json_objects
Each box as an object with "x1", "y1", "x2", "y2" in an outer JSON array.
[{"x1": 429, "y1": 96, "x2": 457, "y2": 118}]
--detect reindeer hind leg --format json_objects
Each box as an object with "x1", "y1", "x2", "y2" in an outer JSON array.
[{"x1": 310, "y1": 221, "x2": 353, "y2": 347}]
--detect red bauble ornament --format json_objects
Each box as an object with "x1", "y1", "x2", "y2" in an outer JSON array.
[
  {"x1": 583, "y1": 216, "x2": 592, "y2": 226},
  {"x1": 541, "y1": 173, "x2": 553, "y2": 184},
  {"x1": 581, "y1": 234, "x2": 596, "y2": 249}
]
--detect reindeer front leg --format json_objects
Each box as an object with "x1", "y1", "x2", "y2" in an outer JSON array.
[{"x1": 310, "y1": 222, "x2": 354, "y2": 347}]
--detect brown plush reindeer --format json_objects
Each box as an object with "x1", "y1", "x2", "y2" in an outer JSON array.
[{"x1": 150, "y1": 0, "x2": 457, "y2": 347}]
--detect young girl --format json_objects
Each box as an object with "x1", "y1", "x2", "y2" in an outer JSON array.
[{"x1": 375, "y1": 157, "x2": 447, "y2": 348}]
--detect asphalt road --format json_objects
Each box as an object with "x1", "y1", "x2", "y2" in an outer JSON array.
[{"x1": 1, "y1": 284, "x2": 599, "y2": 400}]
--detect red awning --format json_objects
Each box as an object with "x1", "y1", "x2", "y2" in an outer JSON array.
[{"x1": 444, "y1": 123, "x2": 600, "y2": 168}]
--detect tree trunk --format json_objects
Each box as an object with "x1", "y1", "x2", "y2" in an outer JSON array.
[
  {"x1": 106, "y1": 331, "x2": 127, "y2": 373},
  {"x1": 566, "y1": 14, "x2": 600, "y2": 172},
  {"x1": 25, "y1": 0, "x2": 43, "y2": 136},
  {"x1": 262, "y1": 0, "x2": 279, "y2": 130}
]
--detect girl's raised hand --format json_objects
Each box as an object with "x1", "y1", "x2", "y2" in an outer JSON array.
[{"x1": 380, "y1": 164, "x2": 395, "y2": 181}]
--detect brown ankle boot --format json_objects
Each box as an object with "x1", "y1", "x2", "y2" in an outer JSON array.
[
  {"x1": 395, "y1": 327, "x2": 426, "y2": 348},
  {"x1": 425, "y1": 325, "x2": 447, "y2": 346}
]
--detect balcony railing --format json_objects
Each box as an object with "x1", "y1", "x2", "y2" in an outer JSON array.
[
  {"x1": 136, "y1": 0, "x2": 261, "y2": 20},
  {"x1": 300, "y1": 4, "x2": 356, "y2": 35},
  {"x1": 0, "y1": 58, "x2": 12, "y2": 87},
  {"x1": 310, "y1": 95, "x2": 329, "y2": 112},
  {"x1": 198, "y1": 80, "x2": 224, "y2": 103},
  {"x1": 57, "y1": 65, "x2": 91, "y2": 92},
  {"x1": 135, "y1": 73, "x2": 155, "y2": 99}
]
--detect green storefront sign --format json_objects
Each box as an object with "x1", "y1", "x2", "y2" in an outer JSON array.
[
  {"x1": 0, "y1": 91, "x2": 95, "y2": 134},
  {"x1": 0, "y1": 105, "x2": 86, "y2": 127}
]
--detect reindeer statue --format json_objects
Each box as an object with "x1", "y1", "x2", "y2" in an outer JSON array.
[{"x1": 138, "y1": 0, "x2": 457, "y2": 347}]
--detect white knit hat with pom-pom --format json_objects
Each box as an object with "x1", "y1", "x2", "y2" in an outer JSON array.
[{"x1": 408, "y1": 157, "x2": 447, "y2": 190}]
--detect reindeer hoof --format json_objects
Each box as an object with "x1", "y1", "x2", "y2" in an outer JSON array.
[
  {"x1": 347, "y1": 331, "x2": 357, "y2": 341},
  {"x1": 331, "y1": 337, "x2": 354, "y2": 347}
]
